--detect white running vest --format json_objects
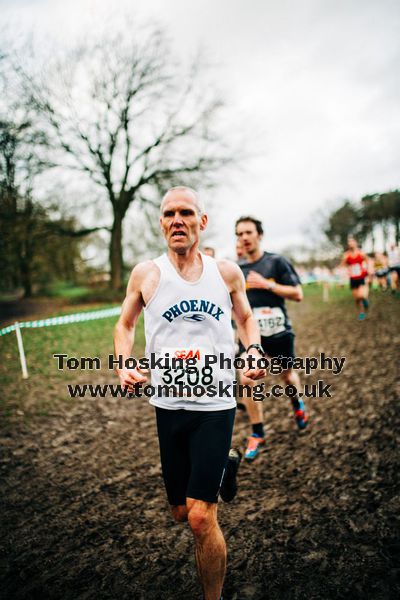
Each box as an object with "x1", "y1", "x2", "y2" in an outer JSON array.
[{"x1": 144, "y1": 253, "x2": 236, "y2": 411}]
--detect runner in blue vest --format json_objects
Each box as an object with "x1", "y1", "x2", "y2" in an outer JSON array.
[{"x1": 235, "y1": 216, "x2": 309, "y2": 461}]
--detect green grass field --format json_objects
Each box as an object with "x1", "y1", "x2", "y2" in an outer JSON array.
[
  {"x1": 0, "y1": 303, "x2": 145, "y2": 417},
  {"x1": 1, "y1": 309, "x2": 145, "y2": 381},
  {"x1": 42, "y1": 281, "x2": 126, "y2": 304}
]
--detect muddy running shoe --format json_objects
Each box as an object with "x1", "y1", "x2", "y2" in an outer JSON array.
[
  {"x1": 220, "y1": 448, "x2": 242, "y2": 503},
  {"x1": 358, "y1": 312, "x2": 366, "y2": 321},
  {"x1": 294, "y1": 399, "x2": 309, "y2": 430},
  {"x1": 244, "y1": 433, "x2": 265, "y2": 461}
]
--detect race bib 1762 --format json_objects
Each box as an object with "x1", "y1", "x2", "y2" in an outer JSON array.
[{"x1": 252, "y1": 306, "x2": 286, "y2": 337}]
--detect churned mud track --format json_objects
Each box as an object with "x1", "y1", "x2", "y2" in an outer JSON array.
[{"x1": 1, "y1": 293, "x2": 399, "y2": 599}]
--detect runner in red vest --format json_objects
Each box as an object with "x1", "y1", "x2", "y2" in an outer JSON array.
[{"x1": 341, "y1": 237, "x2": 370, "y2": 320}]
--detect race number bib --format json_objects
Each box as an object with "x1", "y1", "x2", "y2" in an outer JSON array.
[
  {"x1": 350, "y1": 263, "x2": 362, "y2": 277},
  {"x1": 158, "y1": 346, "x2": 216, "y2": 397},
  {"x1": 253, "y1": 306, "x2": 286, "y2": 338}
]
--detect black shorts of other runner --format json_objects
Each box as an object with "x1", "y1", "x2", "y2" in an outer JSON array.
[
  {"x1": 389, "y1": 266, "x2": 400, "y2": 278},
  {"x1": 375, "y1": 268, "x2": 388, "y2": 278},
  {"x1": 238, "y1": 332, "x2": 295, "y2": 361},
  {"x1": 350, "y1": 277, "x2": 366, "y2": 289},
  {"x1": 155, "y1": 407, "x2": 236, "y2": 505}
]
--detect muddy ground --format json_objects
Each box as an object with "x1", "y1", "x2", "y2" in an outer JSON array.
[
  {"x1": 1, "y1": 294, "x2": 399, "y2": 599},
  {"x1": 0, "y1": 298, "x2": 63, "y2": 325}
]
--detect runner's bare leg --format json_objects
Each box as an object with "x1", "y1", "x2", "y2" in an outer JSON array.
[{"x1": 187, "y1": 498, "x2": 225, "y2": 600}]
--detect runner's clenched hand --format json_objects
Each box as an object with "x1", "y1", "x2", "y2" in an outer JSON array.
[
  {"x1": 246, "y1": 271, "x2": 274, "y2": 290},
  {"x1": 116, "y1": 366, "x2": 149, "y2": 392},
  {"x1": 243, "y1": 349, "x2": 266, "y2": 381}
]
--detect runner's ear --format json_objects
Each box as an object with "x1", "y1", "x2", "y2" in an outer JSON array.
[{"x1": 200, "y1": 213, "x2": 208, "y2": 231}]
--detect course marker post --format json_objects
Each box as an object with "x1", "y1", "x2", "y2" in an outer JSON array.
[
  {"x1": 15, "y1": 322, "x2": 29, "y2": 379},
  {"x1": 322, "y1": 281, "x2": 329, "y2": 302}
]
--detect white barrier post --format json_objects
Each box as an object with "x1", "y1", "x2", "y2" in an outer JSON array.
[
  {"x1": 15, "y1": 322, "x2": 29, "y2": 379},
  {"x1": 322, "y1": 281, "x2": 329, "y2": 302}
]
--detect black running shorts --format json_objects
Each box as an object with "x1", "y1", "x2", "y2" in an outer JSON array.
[
  {"x1": 389, "y1": 266, "x2": 400, "y2": 278},
  {"x1": 238, "y1": 332, "x2": 295, "y2": 361},
  {"x1": 155, "y1": 406, "x2": 236, "y2": 505},
  {"x1": 375, "y1": 269, "x2": 388, "y2": 278},
  {"x1": 261, "y1": 332, "x2": 295, "y2": 360},
  {"x1": 350, "y1": 277, "x2": 366, "y2": 289}
]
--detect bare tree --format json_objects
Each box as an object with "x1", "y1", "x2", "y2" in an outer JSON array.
[
  {"x1": 0, "y1": 117, "x2": 91, "y2": 296},
  {"x1": 18, "y1": 23, "x2": 234, "y2": 289}
]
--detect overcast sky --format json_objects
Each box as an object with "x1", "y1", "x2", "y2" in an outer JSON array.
[{"x1": 2, "y1": 0, "x2": 400, "y2": 256}]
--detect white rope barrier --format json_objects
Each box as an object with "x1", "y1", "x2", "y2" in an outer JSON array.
[{"x1": 0, "y1": 306, "x2": 121, "y2": 378}]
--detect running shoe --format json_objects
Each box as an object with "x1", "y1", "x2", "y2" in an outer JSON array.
[
  {"x1": 244, "y1": 433, "x2": 265, "y2": 461},
  {"x1": 358, "y1": 312, "x2": 366, "y2": 321},
  {"x1": 294, "y1": 398, "x2": 308, "y2": 430},
  {"x1": 220, "y1": 448, "x2": 242, "y2": 503}
]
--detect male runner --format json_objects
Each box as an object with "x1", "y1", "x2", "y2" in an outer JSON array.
[
  {"x1": 388, "y1": 242, "x2": 400, "y2": 293},
  {"x1": 203, "y1": 246, "x2": 216, "y2": 257},
  {"x1": 341, "y1": 237, "x2": 369, "y2": 320},
  {"x1": 114, "y1": 187, "x2": 265, "y2": 600},
  {"x1": 234, "y1": 238, "x2": 248, "y2": 406},
  {"x1": 235, "y1": 216, "x2": 308, "y2": 461},
  {"x1": 373, "y1": 251, "x2": 388, "y2": 291},
  {"x1": 236, "y1": 239, "x2": 247, "y2": 264}
]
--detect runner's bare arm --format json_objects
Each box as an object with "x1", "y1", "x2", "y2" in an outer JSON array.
[
  {"x1": 113, "y1": 262, "x2": 154, "y2": 388},
  {"x1": 218, "y1": 260, "x2": 265, "y2": 380},
  {"x1": 246, "y1": 271, "x2": 303, "y2": 302},
  {"x1": 340, "y1": 252, "x2": 349, "y2": 268}
]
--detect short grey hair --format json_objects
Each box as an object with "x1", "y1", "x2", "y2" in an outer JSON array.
[{"x1": 161, "y1": 186, "x2": 205, "y2": 216}]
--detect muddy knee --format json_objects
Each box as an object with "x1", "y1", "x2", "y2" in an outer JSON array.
[{"x1": 188, "y1": 505, "x2": 215, "y2": 539}]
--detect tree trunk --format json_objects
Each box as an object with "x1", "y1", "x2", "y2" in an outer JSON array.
[
  {"x1": 382, "y1": 222, "x2": 389, "y2": 252},
  {"x1": 20, "y1": 249, "x2": 33, "y2": 297},
  {"x1": 370, "y1": 229, "x2": 375, "y2": 253},
  {"x1": 20, "y1": 206, "x2": 34, "y2": 298},
  {"x1": 110, "y1": 211, "x2": 124, "y2": 290}
]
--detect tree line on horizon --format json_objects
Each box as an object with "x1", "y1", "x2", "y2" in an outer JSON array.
[{"x1": 325, "y1": 192, "x2": 400, "y2": 252}]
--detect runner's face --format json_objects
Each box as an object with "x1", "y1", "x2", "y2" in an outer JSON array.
[
  {"x1": 236, "y1": 239, "x2": 245, "y2": 258},
  {"x1": 160, "y1": 191, "x2": 207, "y2": 254},
  {"x1": 236, "y1": 221, "x2": 261, "y2": 255},
  {"x1": 348, "y1": 238, "x2": 357, "y2": 251}
]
